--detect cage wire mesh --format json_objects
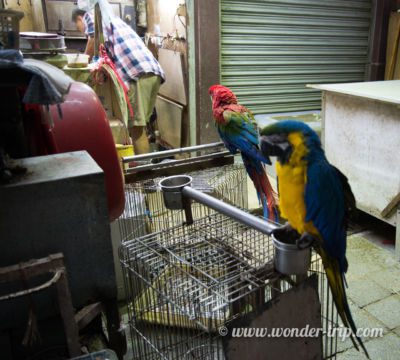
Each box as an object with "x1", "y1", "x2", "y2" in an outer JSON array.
[
  {"x1": 120, "y1": 213, "x2": 339, "y2": 360},
  {"x1": 118, "y1": 164, "x2": 248, "y2": 242}
]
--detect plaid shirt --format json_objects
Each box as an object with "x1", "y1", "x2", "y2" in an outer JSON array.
[
  {"x1": 83, "y1": 12, "x2": 95, "y2": 38},
  {"x1": 83, "y1": 13, "x2": 164, "y2": 83}
]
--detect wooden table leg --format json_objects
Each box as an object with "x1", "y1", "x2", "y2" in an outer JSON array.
[{"x1": 56, "y1": 269, "x2": 81, "y2": 358}]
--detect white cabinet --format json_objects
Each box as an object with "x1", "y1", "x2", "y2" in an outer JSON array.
[{"x1": 310, "y1": 81, "x2": 400, "y2": 258}]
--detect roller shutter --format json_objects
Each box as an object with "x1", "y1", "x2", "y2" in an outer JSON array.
[{"x1": 220, "y1": 0, "x2": 372, "y2": 113}]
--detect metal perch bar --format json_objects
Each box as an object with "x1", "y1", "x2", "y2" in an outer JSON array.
[
  {"x1": 122, "y1": 142, "x2": 226, "y2": 163},
  {"x1": 159, "y1": 175, "x2": 279, "y2": 235},
  {"x1": 182, "y1": 186, "x2": 279, "y2": 235}
]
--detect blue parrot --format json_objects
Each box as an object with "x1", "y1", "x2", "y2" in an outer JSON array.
[{"x1": 260, "y1": 120, "x2": 369, "y2": 358}]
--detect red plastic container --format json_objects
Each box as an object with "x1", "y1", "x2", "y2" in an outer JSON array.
[{"x1": 41, "y1": 82, "x2": 125, "y2": 221}]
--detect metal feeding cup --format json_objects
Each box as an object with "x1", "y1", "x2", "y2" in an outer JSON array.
[
  {"x1": 159, "y1": 175, "x2": 193, "y2": 210},
  {"x1": 159, "y1": 175, "x2": 194, "y2": 224},
  {"x1": 272, "y1": 232, "x2": 311, "y2": 276}
]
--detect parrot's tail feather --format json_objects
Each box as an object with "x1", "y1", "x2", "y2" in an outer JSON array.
[
  {"x1": 343, "y1": 273, "x2": 349, "y2": 288},
  {"x1": 319, "y1": 249, "x2": 370, "y2": 359},
  {"x1": 245, "y1": 159, "x2": 278, "y2": 222}
]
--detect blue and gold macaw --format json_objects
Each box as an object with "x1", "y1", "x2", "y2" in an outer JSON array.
[{"x1": 260, "y1": 120, "x2": 369, "y2": 358}]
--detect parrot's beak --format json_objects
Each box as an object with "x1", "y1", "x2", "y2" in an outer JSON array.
[{"x1": 260, "y1": 134, "x2": 291, "y2": 164}]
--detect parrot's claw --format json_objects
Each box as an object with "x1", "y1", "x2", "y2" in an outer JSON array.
[{"x1": 296, "y1": 232, "x2": 317, "y2": 250}]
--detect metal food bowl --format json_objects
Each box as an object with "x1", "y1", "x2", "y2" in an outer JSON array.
[
  {"x1": 273, "y1": 232, "x2": 311, "y2": 275},
  {"x1": 159, "y1": 175, "x2": 192, "y2": 210}
]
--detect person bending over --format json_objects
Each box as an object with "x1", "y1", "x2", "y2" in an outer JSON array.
[{"x1": 72, "y1": 8, "x2": 165, "y2": 154}]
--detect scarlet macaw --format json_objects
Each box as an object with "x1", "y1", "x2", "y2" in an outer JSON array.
[
  {"x1": 260, "y1": 120, "x2": 369, "y2": 358},
  {"x1": 209, "y1": 85, "x2": 278, "y2": 221}
]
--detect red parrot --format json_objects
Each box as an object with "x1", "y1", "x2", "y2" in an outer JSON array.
[{"x1": 209, "y1": 84, "x2": 278, "y2": 221}]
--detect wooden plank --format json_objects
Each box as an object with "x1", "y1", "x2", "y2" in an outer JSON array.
[
  {"x1": 0, "y1": 253, "x2": 64, "y2": 282},
  {"x1": 74, "y1": 302, "x2": 104, "y2": 331},
  {"x1": 381, "y1": 192, "x2": 400, "y2": 218},
  {"x1": 158, "y1": 48, "x2": 187, "y2": 105},
  {"x1": 156, "y1": 95, "x2": 183, "y2": 149},
  {"x1": 56, "y1": 270, "x2": 81, "y2": 357},
  {"x1": 385, "y1": 12, "x2": 400, "y2": 80}
]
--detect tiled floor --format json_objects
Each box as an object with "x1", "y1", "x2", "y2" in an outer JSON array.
[{"x1": 336, "y1": 234, "x2": 400, "y2": 359}]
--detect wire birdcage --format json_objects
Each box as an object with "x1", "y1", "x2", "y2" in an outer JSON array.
[
  {"x1": 117, "y1": 143, "x2": 248, "y2": 242},
  {"x1": 120, "y1": 213, "x2": 339, "y2": 360}
]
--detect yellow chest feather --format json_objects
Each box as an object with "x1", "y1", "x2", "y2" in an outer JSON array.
[{"x1": 276, "y1": 132, "x2": 319, "y2": 237}]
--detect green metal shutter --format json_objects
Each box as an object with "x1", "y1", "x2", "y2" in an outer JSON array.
[{"x1": 220, "y1": 0, "x2": 372, "y2": 114}]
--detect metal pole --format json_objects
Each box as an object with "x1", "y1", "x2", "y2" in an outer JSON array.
[
  {"x1": 122, "y1": 142, "x2": 225, "y2": 163},
  {"x1": 182, "y1": 186, "x2": 279, "y2": 235},
  {"x1": 125, "y1": 151, "x2": 231, "y2": 174}
]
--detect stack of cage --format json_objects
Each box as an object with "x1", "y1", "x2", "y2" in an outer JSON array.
[
  {"x1": 120, "y1": 212, "x2": 339, "y2": 360},
  {"x1": 117, "y1": 143, "x2": 248, "y2": 242}
]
